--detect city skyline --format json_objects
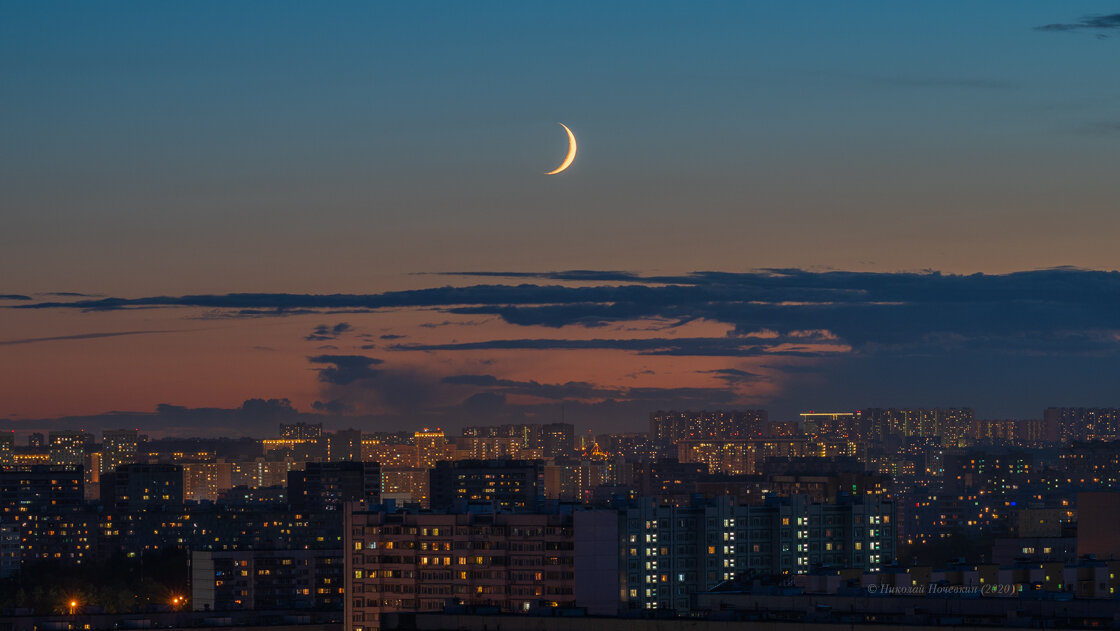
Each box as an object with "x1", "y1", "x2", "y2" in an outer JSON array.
[{"x1": 7, "y1": 4, "x2": 1120, "y2": 628}]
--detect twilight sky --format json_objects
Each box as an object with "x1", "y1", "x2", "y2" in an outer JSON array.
[{"x1": 2, "y1": 3, "x2": 1119, "y2": 436}]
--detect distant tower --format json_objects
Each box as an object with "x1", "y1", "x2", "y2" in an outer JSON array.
[
  {"x1": 0, "y1": 432, "x2": 13, "y2": 466},
  {"x1": 101, "y1": 428, "x2": 140, "y2": 475},
  {"x1": 279, "y1": 422, "x2": 323, "y2": 440},
  {"x1": 48, "y1": 430, "x2": 86, "y2": 466},
  {"x1": 413, "y1": 429, "x2": 448, "y2": 469}
]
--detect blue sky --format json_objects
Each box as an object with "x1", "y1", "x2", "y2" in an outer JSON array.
[{"x1": 1, "y1": 3, "x2": 1119, "y2": 432}]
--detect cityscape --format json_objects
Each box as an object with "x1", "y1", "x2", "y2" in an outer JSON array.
[
  {"x1": 3, "y1": 408, "x2": 1120, "y2": 630},
  {"x1": 4, "y1": 3, "x2": 1120, "y2": 631}
]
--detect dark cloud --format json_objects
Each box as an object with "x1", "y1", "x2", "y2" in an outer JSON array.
[
  {"x1": 624, "y1": 386, "x2": 743, "y2": 405},
  {"x1": 312, "y1": 399, "x2": 355, "y2": 415},
  {"x1": 418, "y1": 320, "x2": 488, "y2": 329},
  {"x1": 298, "y1": 351, "x2": 767, "y2": 429},
  {"x1": 0, "y1": 294, "x2": 32, "y2": 301},
  {"x1": 441, "y1": 374, "x2": 619, "y2": 400},
  {"x1": 41, "y1": 291, "x2": 103, "y2": 298},
  {"x1": 1036, "y1": 14, "x2": 1120, "y2": 33},
  {"x1": 0, "y1": 329, "x2": 185, "y2": 346},
  {"x1": 306, "y1": 322, "x2": 353, "y2": 341},
  {"x1": 380, "y1": 334, "x2": 405, "y2": 340},
  {"x1": 238, "y1": 398, "x2": 299, "y2": 419},
  {"x1": 190, "y1": 307, "x2": 321, "y2": 320},
  {"x1": 14, "y1": 268, "x2": 1120, "y2": 359},
  {"x1": 439, "y1": 270, "x2": 645, "y2": 282},
  {"x1": 359, "y1": 344, "x2": 377, "y2": 350},
  {"x1": 763, "y1": 351, "x2": 1120, "y2": 420},
  {"x1": 0, "y1": 398, "x2": 316, "y2": 438},
  {"x1": 308, "y1": 355, "x2": 383, "y2": 385},
  {"x1": 461, "y1": 391, "x2": 508, "y2": 416},
  {"x1": 441, "y1": 374, "x2": 508, "y2": 386},
  {"x1": 395, "y1": 336, "x2": 830, "y2": 357},
  {"x1": 701, "y1": 368, "x2": 763, "y2": 385}
]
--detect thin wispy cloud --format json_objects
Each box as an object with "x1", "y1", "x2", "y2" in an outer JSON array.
[
  {"x1": 40, "y1": 291, "x2": 104, "y2": 298},
  {"x1": 306, "y1": 322, "x2": 353, "y2": 341},
  {"x1": 0, "y1": 329, "x2": 186, "y2": 346},
  {"x1": 390, "y1": 336, "x2": 841, "y2": 358},
  {"x1": 1036, "y1": 14, "x2": 1120, "y2": 34}
]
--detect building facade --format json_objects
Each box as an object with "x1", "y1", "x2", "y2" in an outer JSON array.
[
  {"x1": 621, "y1": 495, "x2": 896, "y2": 613},
  {"x1": 428, "y1": 460, "x2": 544, "y2": 512},
  {"x1": 344, "y1": 509, "x2": 578, "y2": 631}
]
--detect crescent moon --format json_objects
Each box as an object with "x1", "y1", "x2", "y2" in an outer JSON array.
[{"x1": 545, "y1": 123, "x2": 577, "y2": 175}]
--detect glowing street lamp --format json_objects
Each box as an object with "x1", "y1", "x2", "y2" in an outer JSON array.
[{"x1": 68, "y1": 600, "x2": 77, "y2": 615}]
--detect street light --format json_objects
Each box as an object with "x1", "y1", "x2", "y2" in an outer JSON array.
[{"x1": 68, "y1": 600, "x2": 77, "y2": 615}]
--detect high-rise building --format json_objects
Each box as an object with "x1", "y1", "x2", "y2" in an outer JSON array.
[
  {"x1": 101, "y1": 428, "x2": 140, "y2": 475},
  {"x1": 799, "y1": 412, "x2": 862, "y2": 441},
  {"x1": 192, "y1": 549, "x2": 344, "y2": 611},
  {"x1": 972, "y1": 418, "x2": 1046, "y2": 445},
  {"x1": 279, "y1": 422, "x2": 323, "y2": 440},
  {"x1": 182, "y1": 462, "x2": 234, "y2": 501},
  {"x1": 1045, "y1": 408, "x2": 1120, "y2": 444},
  {"x1": 540, "y1": 457, "x2": 617, "y2": 504},
  {"x1": 414, "y1": 429, "x2": 449, "y2": 469},
  {"x1": 621, "y1": 495, "x2": 896, "y2": 613},
  {"x1": 100, "y1": 463, "x2": 183, "y2": 512},
  {"x1": 649, "y1": 410, "x2": 768, "y2": 456},
  {"x1": 48, "y1": 430, "x2": 86, "y2": 467},
  {"x1": 593, "y1": 432, "x2": 647, "y2": 459},
  {"x1": 288, "y1": 461, "x2": 381, "y2": 511},
  {"x1": 541, "y1": 423, "x2": 575, "y2": 458},
  {"x1": 458, "y1": 436, "x2": 540, "y2": 460},
  {"x1": 330, "y1": 428, "x2": 363, "y2": 462},
  {"x1": 677, "y1": 438, "x2": 811, "y2": 475},
  {"x1": 0, "y1": 432, "x2": 13, "y2": 466},
  {"x1": 428, "y1": 459, "x2": 544, "y2": 512},
  {"x1": 380, "y1": 467, "x2": 430, "y2": 507},
  {"x1": 84, "y1": 452, "x2": 102, "y2": 501},
  {"x1": 862, "y1": 408, "x2": 974, "y2": 443},
  {"x1": 461, "y1": 424, "x2": 543, "y2": 448},
  {"x1": 0, "y1": 524, "x2": 18, "y2": 579},
  {"x1": 362, "y1": 442, "x2": 418, "y2": 469},
  {"x1": 28, "y1": 432, "x2": 45, "y2": 449},
  {"x1": 13, "y1": 511, "x2": 99, "y2": 565},
  {"x1": 1076, "y1": 492, "x2": 1120, "y2": 560},
  {"x1": 344, "y1": 509, "x2": 581, "y2": 631},
  {"x1": 0, "y1": 465, "x2": 84, "y2": 517},
  {"x1": 942, "y1": 449, "x2": 1034, "y2": 494},
  {"x1": 230, "y1": 457, "x2": 299, "y2": 488}
]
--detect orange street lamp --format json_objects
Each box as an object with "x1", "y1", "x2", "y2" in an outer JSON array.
[{"x1": 68, "y1": 600, "x2": 77, "y2": 615}]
